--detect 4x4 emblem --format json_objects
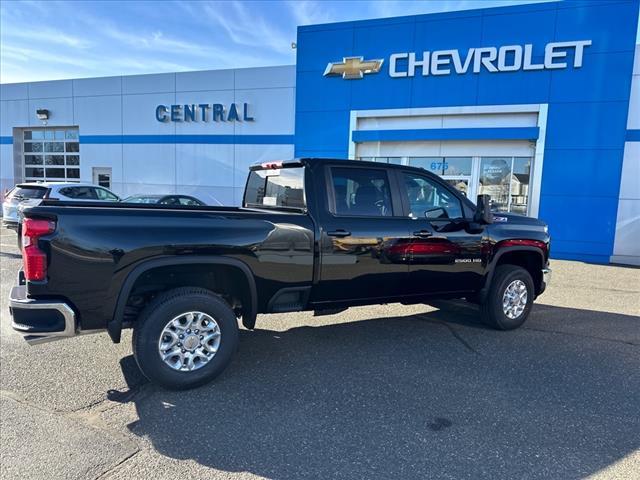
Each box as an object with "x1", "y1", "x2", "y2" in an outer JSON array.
[{"x1": 323, "y1": 56, "x2": 384, "y2": 79}]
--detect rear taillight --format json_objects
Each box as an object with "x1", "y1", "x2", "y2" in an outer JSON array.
[{"x1": 22, "y1": 218, "x2": 56, "y2": 282}]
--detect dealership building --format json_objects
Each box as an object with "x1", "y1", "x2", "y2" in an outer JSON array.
[{"x1": 1, "y1": 0, "x2": 638, "y2": 265}]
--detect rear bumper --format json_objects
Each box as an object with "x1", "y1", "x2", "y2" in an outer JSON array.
[{"x1": 9, "y1": 285, "x2": 77, "y2": 345}]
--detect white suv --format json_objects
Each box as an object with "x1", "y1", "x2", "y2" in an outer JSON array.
[{"x1": 3, "y1": 182, "x2": 120, "y2": 243}]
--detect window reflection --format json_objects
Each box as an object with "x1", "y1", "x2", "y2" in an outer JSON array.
[
  {"x1": 479, "y1": 157, "x2": 531, "y2": 214},
  {"x1": 403, "y1": 172, "x2": 463, "y2": 219},
  {"x1": 510, "y1": 157, "x2": 531, "y2": 215},
  {"x1": 445, "y1": 179, "x2": 469, "y2": 197},
  {"x1": 479, "y1": 157, "x2": 511, "y2": 212}
]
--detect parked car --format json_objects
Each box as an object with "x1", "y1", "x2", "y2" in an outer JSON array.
[
  {"x1": 123, "y1": 194, "x2": 206, "y2": 206},
  {"x1": 3, "y1": 182, "x2": 120, "y2": 247},
  {"x1": 9, "y1": 158, "x2": 550, "y2": 390}
]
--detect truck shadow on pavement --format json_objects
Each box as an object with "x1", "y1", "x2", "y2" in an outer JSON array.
[{"x1": 117, "y1": 304, "x2": 640, "y2": 479}]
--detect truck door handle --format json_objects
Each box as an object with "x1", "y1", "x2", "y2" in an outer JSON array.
[
  {"x1": 327, "y1": 229, "x2": 351, "y2": 238},
  {"x1": 413, "y1": 230, "x2": 433, "y2": 238}
]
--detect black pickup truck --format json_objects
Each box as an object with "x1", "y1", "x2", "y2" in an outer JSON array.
[{"x1": 10, "y1": 158, "x2": 550, "y2": 389}]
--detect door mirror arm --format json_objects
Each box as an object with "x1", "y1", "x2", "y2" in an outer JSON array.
[{"x1": 473, "y1": 194, "x2": 494, "y2": 225}]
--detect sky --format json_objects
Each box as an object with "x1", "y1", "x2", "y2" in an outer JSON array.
[{"x1": 0, "y1": 0, "x2": 638, "y2": 84}]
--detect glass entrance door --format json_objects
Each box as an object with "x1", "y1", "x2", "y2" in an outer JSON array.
[{"x1": 478, "y1": 157, "x2": 532, "y2": 214}]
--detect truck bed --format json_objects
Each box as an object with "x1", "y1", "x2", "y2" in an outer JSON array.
[{"x1": 23, "y1": 201, "x2": 316, "y2": 333}]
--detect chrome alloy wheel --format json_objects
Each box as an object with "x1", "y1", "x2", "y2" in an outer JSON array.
[
  {"x1": 158, "y1": 311, "x2": 221, "y2": 371},
  {"x1": 502, "y1": 279, "x2": 528, "y2": 319}
]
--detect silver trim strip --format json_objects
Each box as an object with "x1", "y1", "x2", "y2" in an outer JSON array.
[{"x1": 10, "y1": 288, "x2": 77, "y2": 345}]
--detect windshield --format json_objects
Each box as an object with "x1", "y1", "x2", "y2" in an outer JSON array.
[
  {"x1": 243, "y1": 167, "x2": 305, "y2": 210},
  {"x1": 10, "y1": 186, "x2": 48, "y2": 200}
]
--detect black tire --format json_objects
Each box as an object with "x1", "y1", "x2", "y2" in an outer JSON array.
[
  {"x1": 132, "y1": 287, "x2": 239, "y2": 390},
  {"x1": 480, "y1": 265, "x2": 534, "y2": 330}
]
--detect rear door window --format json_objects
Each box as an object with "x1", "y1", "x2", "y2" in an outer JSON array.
[{"x1": 330, "y1": 167, "x2": 393, "y2": 217}]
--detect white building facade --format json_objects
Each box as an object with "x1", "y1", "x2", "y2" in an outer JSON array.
[{"x1": 0, "y1": 65, "x2": 296, "y2": 205}]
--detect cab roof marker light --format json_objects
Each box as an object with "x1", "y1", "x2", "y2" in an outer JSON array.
[
  {"x1": 250, "y1": 159, "x2": 304, "y2": 171},
  {"x1": 261, "y1": 161, "x2": 283, "y2": 169}
]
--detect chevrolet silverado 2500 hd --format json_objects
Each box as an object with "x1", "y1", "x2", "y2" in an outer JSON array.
[{"x1": 9, "y1": 158, "x2": 550, "y2": 389}]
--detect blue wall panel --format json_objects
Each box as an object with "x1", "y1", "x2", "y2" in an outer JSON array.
[
  {"x1": 296, "y1": 71, "x2": 352, "y2": 112},
  {"x1": 555, "y1": 1, "x2": 639, "y2": 54},
  {"x1": 545, "y1": 102, "x2": 630, "y2": 149},
  {"x1": 294, "y1": 0, "x2": 640, "y2": 262},
  {"x1": 476, "y1": 68, "x2": 551, "y2": 106},
  {"x1": 540, "y1": 149, "x2": 625, "y2": 198},
  {"x1": 549, "y1": 51, "x2": 635, "y2": 103},
  {"x1": 481, "y1": 9, "x2": 557, "y2": 46},
  {"x1": 296, "y1": 28, "x2": 354, "y2": 73},
  {"x1": 539, "y1": 195, "x2": 619, "y2": 246},
  {"x1": 350, "y1": 22, "x2": 415, "y2": 110},
  {"x1": 295, "y1": 111, "x2": 350, "y2": 155},
  {"x1": 411, "y1": 72, "x2": 479, "y2": 108},
  {"x1": 413, "y1": 15, "x2": 482, "y2": 52}
]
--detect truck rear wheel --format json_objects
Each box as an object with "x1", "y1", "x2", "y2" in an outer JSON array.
[
  {"x1": 132, "y1": 287, "x2": 239, "y2": 390},
  {"x1": 480, "y1": 265, "x2": 534, "y2": 330}
]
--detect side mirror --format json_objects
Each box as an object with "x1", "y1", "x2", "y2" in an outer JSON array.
[{"x1": 474, "y1": 194, "x2": 494, "y2": 224}]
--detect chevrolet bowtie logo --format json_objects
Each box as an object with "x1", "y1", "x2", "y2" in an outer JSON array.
[{"x1": 323, "y1": 56, "x2": 384, "y2": 79}]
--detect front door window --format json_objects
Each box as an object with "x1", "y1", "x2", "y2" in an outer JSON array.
[
  {"x1": 408, "y1": 157, "x2": 473, "y2": 199},
  {"x1": 402, "y1": 172, "x2": 464, "y2": 220}
]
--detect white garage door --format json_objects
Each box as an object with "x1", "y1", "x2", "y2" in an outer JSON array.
[{"x1": 22, "y1": 127, "x2": 80, "y2": 182}]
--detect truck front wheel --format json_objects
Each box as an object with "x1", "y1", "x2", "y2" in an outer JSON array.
[
  {"x1": 480, "y1": 265, "x2": 534, "y2": 330},
  {"x1": 132, "y1": 287, "x2": 239, "y2": 390}
]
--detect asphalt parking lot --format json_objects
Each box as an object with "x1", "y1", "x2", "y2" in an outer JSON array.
[{"x1": 1, "y1": 228, "x2": 639, "y2": 480}]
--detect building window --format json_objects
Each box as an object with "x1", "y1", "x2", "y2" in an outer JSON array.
[
  {"x1": 23, "y1": 128, "x2": 80, "y2": 182},
  {"x1": 510, "y1": 157, "x2": 531, "y2": 215},
  {"x1": 478, "y1": 156, "x2": 531, "y2": 214},
  {"x1": 409, "y1": 157, "x2": 473, "y2": 197},
  {"x1": 358, "y1": 156, "x2": 402, "y2": 165}
]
